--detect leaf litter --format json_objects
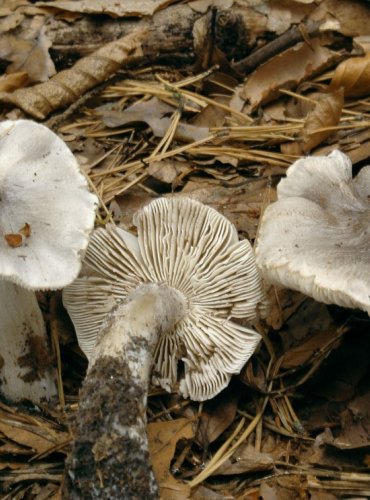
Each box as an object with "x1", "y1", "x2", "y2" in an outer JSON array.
[{"x1": 0, "y1": 1, "x2": 370, "y2": 498}]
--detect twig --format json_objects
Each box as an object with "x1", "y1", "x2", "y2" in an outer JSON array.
[{"x1": 232, "y1": 21, "x2": 321, "y2": 74}]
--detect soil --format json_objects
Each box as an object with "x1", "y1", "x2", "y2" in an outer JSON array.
[
  {"x1": 17, "y1": 330, "x2": 54, "y2": 383},
  {"x1": 64, "y1": 355, "x2": 158, "y2": 500}
]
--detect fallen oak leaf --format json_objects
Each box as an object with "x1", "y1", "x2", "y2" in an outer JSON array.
[
  {"x1": 330, "y1": 52, "x2": 370, "y2": 97},
  {"x1": 240, "y1": 38, "x2": 340, "y2": 111},
  {"x1": 98, "y1": 97, "x2": 209, "y2": 142},
  {"x1": 148, "y1": 417, "x2": 194, "y2": 500},
  {"x1": 0, "y1": 27, "x2": 55, "y2": 84},
  {"x1": 0, "y1": 29, "x2": 147, "y2": 119},
  {"x1": 281, "y1": 87, "x2": 344, "y2": 155}
]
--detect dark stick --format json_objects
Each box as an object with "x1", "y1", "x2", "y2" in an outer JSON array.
[{"x1": 232, "y1": 21, "x2": 321, "y2": 74}]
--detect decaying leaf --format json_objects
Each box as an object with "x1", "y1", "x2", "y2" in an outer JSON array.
[
  {"x1": 197, "y1": 392, "x2": 239, "y2": 447},
  {"x1": 280, "y1": 327, "x2": 344, "y2": 369},
  {"x1": 4, "y1": 233, "x2": 23, "y2": 248},
  {"x1": 0, "y1": 420, "x2": 57, "y2": 455},
  {"x1": 0, "y1": 29, "x2": 147, "y2": 119},
  {"x1": 147, "y1": 159, "x2": 192, "y2": 185},
  {"x1": 36, "y1": 0, "x2": 177, "y2": 17},
  {"x1": 148, "y1": 418, "x2": 194, "y2": 500},
  {"x1": 240, "y1": 38, "x2": 339, "y2": 110},
  {"x1": 215, "y1": 444, "x2": 274, "y2": 475},
  {"x1": 281, "y1": 88, "x2": 344, "y2": 154},
  {"x1": 99, "y1": 97, "x2": 209, "y2": 142},
  {"x1": 0, "y1": 71, "x2": 28, "y2": 92},
  {"x1": 312, "y1": 0, "x2": 370, "y2": 37},
  {"x1": 0, "y1": 27, "x2": 55, "y2": 83},
  {"x1": 330, "y1": 52, "x2": 370, "y2": 97}
]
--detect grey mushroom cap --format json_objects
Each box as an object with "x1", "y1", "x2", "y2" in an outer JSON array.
[
  {"x1": 0, "y1": 120, "x2": 98, "y2": 290},
  {"x1": 256, "y1": 150, "x2": 370, "y2": 314},
  {"x1": 63, "y1": 197, "x2": 268, "y2": 401}
]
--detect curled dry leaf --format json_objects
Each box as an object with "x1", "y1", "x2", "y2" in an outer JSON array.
[
  {"x1": 147, "y1": 418, "x2": 194, "y2": 500},
  {"x1": 330, "y1": 52, "x2": 370, "y2": 97},
  {"x1": 0, "y1": 28, "x2": 55, "y2": 84},
  {"x1": 99, "y1": 97, "x2": 209, "y2": 142},
  {"x1": 4, "y1": 233, "x2": 23, "y2": 248},
  {"x1": 240, "y1": 38, "x2": 339, "y2": 110},
  {"x1": 281, "y1": 88, "x2": 344, "y2": 155},
  {"x1": 4, "y1": 222, "x2": 31, "y2": 247},
  {"x1": 0, "y1": 29, "x2": 147, "y2": 119},
  {"x1": 37, "y1": 0, "x2": 177, "y2": 17},
  {"x1": 0, "y1": 71, "x2": 28, "y2": 92}
]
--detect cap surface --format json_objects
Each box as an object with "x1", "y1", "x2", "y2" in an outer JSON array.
[
  {"x1": 256, "y1": 150, "x2": 370, "y2": 314},
  {"x1": 64, "y1": 197, "x2": 267, "y2": 401},
  {"x1": 0, "y1": 120, "x2": 98, "y2": 289}
]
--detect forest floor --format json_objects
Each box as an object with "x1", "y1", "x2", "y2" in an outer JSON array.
[{"x1": 0, "y1": 1, "x2": 369, "y2": 498}]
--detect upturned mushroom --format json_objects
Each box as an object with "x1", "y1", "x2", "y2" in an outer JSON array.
[
  {"x1": 63, "y1": 196, "x2": 268, "y2": 498},
  {"x1": 256, "y1": 150, "x2": 370, "y2": 314},
  {"x1": 0, "y1": 119, "x2": 97, "y2": 402}
]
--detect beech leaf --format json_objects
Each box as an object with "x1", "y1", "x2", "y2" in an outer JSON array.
[
  {"x1": 0, "y1": 28, "x2": 55, "y2": 84},
  {"x1": 282, "y1": 88, "x2": 344, "y2": 155},
  {"x1": 240, "y1": 38, "x2": 339, "y2": 110},
  {"x1": 148, "y1": 418, "x2": 194, "y2": 500},
  {"x1": 0, "y1": 29, "x2": 147, "y2": 119},
  {"x1": 330, "y1": 52, "x2": 370, "y2": 97}
]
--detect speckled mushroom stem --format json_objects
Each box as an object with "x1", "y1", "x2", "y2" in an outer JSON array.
[{"x1": 64, "y1": 283, "x2": 187, "y2": 500}]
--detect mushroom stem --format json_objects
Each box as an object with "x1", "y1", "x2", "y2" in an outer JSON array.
[
  {"x1": 65, "y1": 283, "x2": 187, "y2": 499},
  {"x1": 0, "y1": 281, "x2": 57, "y2": 402}
]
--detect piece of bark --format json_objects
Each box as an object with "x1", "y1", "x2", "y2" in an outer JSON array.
[{"x1": 41, "y1": 1, "x2": 266, "y2": 63}]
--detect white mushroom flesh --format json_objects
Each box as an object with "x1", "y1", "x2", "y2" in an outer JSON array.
[
  {"x1": 64, "y1": 197, "x2": 267, "y2": 401},
  {"x1": 0, "y1": 281, "x2": 57, "y2": 402},
  {"x1": 256, "y1": 150, "x2": 370, "y2": 314},
  {"x1": 0, "y1": 120, "x2": 98, "y2": 289}
]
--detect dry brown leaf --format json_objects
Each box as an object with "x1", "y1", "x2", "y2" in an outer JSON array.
[
  {"x1": 147, "y1": 160, "x2": 192, "y2": 185},
  {"x1": 99, "y1": 97, "x2": 209, "y2": 142},
  {"x1": 0, "y1": 10, "x2": 24, "y2": 32},
  {"x1": 197, "y1": 393, "x2": 239, "y2": 447},
  {"x1": 330, "y1": 53, "x2": 370, "y2": 97},
  {"x1": 241, "y1": 38, "x2": 339, "y2": 110},
  {"x1": 182, "y1": 177, "x2": 270, "y2": 239},
  {"x1": 0, "y1": 28, "x2": 55, "y2": 83},
  {"x1": 216, "y1": 444, "x2": 274, "y2": 475},
  {"x1": 36, "y1": 0, "x2": 176, "y2": 17},
  {"x1": 282, "y1": 88, "x2": 344, "y2": 155},
  {"x1": 0, "y1": 421, "x2": 55, "y2": 454},
  {"x1": 148, "y1": 418, "x2": 194, "y2": 500},
  {"x1": 280, "y1": 327, "x2": 343, "y2": 370},
  {"x1": 0, "y1": 72, "x2": 28, "y2": 92},
  {"x1": 4, "y1": 233, "x2": 23, "y2": 248},
  {"x1": 311, "y1": 0, "x2": 370, "y2": 37},
  {"x1": 0, "y1": 29, "x2": 147, "y2": 119}
]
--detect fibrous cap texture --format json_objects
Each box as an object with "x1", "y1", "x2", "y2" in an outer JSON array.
[
  {"x1": 64, "y1": 197, "x2": 268, "y2": 401},
  {"x1": 256, "y1": 150, "x2": 370, "y2": 314}
]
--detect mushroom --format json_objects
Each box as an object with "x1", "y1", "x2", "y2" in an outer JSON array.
[
  {"x1": 63, "y1": 196, "x2": 267, "y2": 497},
  {"x1": 0, "y1": 119, "x2": 97, "y2": 402},
  {"x1": 256, "y1": 150, "x2": 370, "y2": 314}
]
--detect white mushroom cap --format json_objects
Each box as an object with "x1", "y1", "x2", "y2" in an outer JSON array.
[
  {"x1": 64, "y1": 197, "x2": 268, "y2": 401},
  {"x1": 0, "y1": 120, "x2": 98, "y2": 289},
  {"x1": 256, "y1": 150, "x2": 370, "y2": 314}
]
